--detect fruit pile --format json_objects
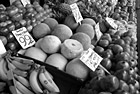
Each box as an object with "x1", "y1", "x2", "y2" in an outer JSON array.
[
  {"x1": 0, "y1": 0, "x2": 139, "y2": 94},
  {"x1": 111, "y1": 0, "x2": 136, "y2": 22},
  {"x1": 0, "y1": 1, "x2": 54, "y2": 52},
  {"x1": 78, "y1": 19, "x2": 140, "y2": 94}
]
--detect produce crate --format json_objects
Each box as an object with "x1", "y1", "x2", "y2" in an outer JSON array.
[{"x1": 17, "y1": 54, "x2": 85, "y2": 94}]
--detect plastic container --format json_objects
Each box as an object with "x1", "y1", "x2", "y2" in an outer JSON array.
[{"x1": 17, "y1": 54, "x2": 85, "y2": 94}]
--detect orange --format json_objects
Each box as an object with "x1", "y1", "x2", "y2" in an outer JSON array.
[
  {"x1": 40, "y1": 35, "x2": 61, "y2": 54},
  {"x1": 51, "y1": 24, "x2": 73, "y2": 42},
  {"x1": 32, "y1": 23, "x2": 51, "y2": 39}
]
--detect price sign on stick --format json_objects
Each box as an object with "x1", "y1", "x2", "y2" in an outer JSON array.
[
  {"x1": 80, "y1": 48, "x2": 111, "y2": 74},
  {"x1": 0, "y1": 40, "x2": 6, "y2": 55},
  {"x1": 12, "y1": 27, "x2": 35, "y2": 49},
  {"x1": 106, "y1": 17, "x2": 118, "y2": 29},
  {"x1": 70, "y1": 3, "x2": 83, "y2": 24},
  {"x1": 80, "y1": 48, "x2": 103, "y2": 71},
  {"x1": 21, "y1": 0, "x2": 30, "y2": 7},
  {"x1": 95, "y1": 23, "x2": 103, "y2": 41}
]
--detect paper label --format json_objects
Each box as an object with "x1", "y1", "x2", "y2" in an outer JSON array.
[
  {"x1": 12, "y1": 27, "x2": 35, "y2": 49},
  {"x1": 21, "y1": 0, "x2": 30, "y2": 7},
  {"x1": 95, "y1": 23, "x2": 103, "y2": 41},
  {"x1": 0, "y1": 40, "x2": 6, "y2": 55},
  {"x1": 106, "y1": 17, "x2": 118, "y2": 29},
  {"x1": 80, "y1": 48, "x2": 103, "y2": 71},
  {"x1": 70, "y1": 3, "x2": 83, "y2": 24}
]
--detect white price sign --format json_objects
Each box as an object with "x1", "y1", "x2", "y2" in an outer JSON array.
[
  {"x1": 0, "y1": 40, "x2": 6, "y2": 55},
  {"x1": 20, "y1": 0, "x2": 30, "y2": 7},
  {"x1": 12, "y1": 27, "x2": 35, "y2": 49},
  {"x1": 80, "y1": 48, "x2": 103, "y2": 71},
  {"x1": 70, "y1": 3, "x2": 83, "y2": 24},
  {"x1": 95, "y1": 23, "x2": 103, "y2": 41},
  {"x1": 106, "y1": 17, "x2": 118, "y2": 29}
]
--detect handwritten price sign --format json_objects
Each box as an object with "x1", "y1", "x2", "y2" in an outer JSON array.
[
  {"x1": 80, "y1": 48, "x2": 103, "y2": 71},
  {"x1": 106, "y1": 17, "x2": 118, "y2": 29},
  {"x1": 12, "y1": 27, "x2": 35, "y2": 49},
  {"x1": 95, "y1": 23, "x2": 103, "y2": 41},
  {"x1": 70, "y1": 3, "x2": 83, "y2": 24},
  {"x1": 20, "y1": 0, "x2": 30, "y2": 7}
]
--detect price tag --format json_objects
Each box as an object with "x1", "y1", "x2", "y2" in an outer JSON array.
[
  {"x1": 20, "y1": 0, "x2": 30, "y2": 7},
  {"x1": 95, "y1": 23, "x2": 103, "y2": 41},
  {"x1": 70, "y1": 3, "x2": 83, "y2": 24},
  {"x1": 12, "y1": 27, "x2": 35, "y2": 49},
  {"x1": 0, "y1": 40, "x2": 6, "y2": 55},
  {"x1": 106, "y1": 17, "x2": 118, "y2": 29},
  {"x1": 80, "y1": 48, "x2": 103, "y2": 71}
]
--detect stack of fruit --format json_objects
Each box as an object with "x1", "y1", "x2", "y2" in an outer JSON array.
[
  {"x1": 111, "y1": 0, "x2": 137, "y2": 22},
  {"x1": 0, "y1": 0, "x2": 139, "y2": 94},
  {"x1": 0, "y1": 1, "x2": 54, "y2": 52},
  {"x1": 78, "y1": 17, "x2": 140, "y2": 94}
]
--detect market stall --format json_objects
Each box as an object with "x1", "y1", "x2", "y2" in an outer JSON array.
[{"x1": 0, "y1": 0, "x2": 139, "y2": 94}]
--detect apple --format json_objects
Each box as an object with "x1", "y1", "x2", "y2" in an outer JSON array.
[
  {"x1": 119, "y1": 80, "x2": 129, "y2": 92},
  {"x1": 6, "y1": 42, "x2": 17, "y2": 51},
  {"x1": 115, "y1": 69, "x2": 130, "y2": 83},
  {"x1": 6, "y1": 33, "x2": 15, "y2": 43},
  {"x1": 129, "y1": 84, "x2": 136, "y2": 94},
  {"x1": 0, "y1": 13, "x2": 8, "y2": 22},
  {"x1": 101, "y1": 58, "x2": 112, "y2": 70},
  {"x1": 94, "y1": 46, "x2": 104, "y2": 55},
  {"x1": 7, "y1": 23, "x2": 16, "y2": 32},
  {"x1": 7, "y1": 6, "x2": 19, "y2": 17},
  {"x1": 99, "y1": 75, "x2": 119, "y2": 92},
  {"x1": 12, "y1": 13, "x2": 23, "y2": 21},
  {"x1": 98, "y1": 39, "x2": 109, "y2": 48},
  {"x1": 0, "y1": 28, "x2": 9, "y2": 36},
  {"x1": 101, "y1": 49, "x2": 113, "y2": 59},
  {"x1": 115, "y1": 61, "x2": 130, "y2": 70}
]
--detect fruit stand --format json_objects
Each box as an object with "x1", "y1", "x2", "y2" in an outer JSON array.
[{"x1": 0, "y1": 0, "x2": 139, "y2": 94}]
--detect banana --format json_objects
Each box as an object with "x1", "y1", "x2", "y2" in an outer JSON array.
[
  {"x1": 14, "y1": 74, "x2": 30, "y2": 88},
  {"x1": 39, "y1": 67, "x2": 60, "y2": 93},
  {"x1": 43, "y1": 68, "x2": 59, "y2": 93},
  {"x1": 11, "y1": 60, "x2": 31, "y2": 71},
  {"x1": 3, "y1": 58, "x2": 8, "y2": 75},
  {"x1": 9, "y1": 85, "x2": 18, "y2": 94},
  {"x1": 15, "y1": 80, "x2": 34, "y2": 94},
  {"x1": 13, "y1": 68, "x2": 28, "y2": 77},
  {"x1": 10, "y1": 56, "x2": 34, "y2": 65},
  {"x1": 43, "y1": 68, "x2": 53, "y2": 79},
  {"x1": 16, "y1": 88, "x2": 23, "y2": 94},
  {"x1": 29, "y1": 67, "x2": 43, "y2": 94},
  {"x1": 8, "y1": 62, "x2": 16, "y2": 70},
  {"x1": 0, "y1": 58, "x2": 8, "y2": 81}
]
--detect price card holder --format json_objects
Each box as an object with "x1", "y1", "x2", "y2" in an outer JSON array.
[
  {"x1": 7, "y1": 70, "x2": 17, "y2": 94},
  {"x1": 12, "y1": 27, "x2": 35, "y2": 49},
  {"x1": 20, "y1": 0, "x2": 30, "y2": 7},
  {"x1": 95, "y1": 23, "x2": 103, "y2": 41},
  {"x1": 0, "y1": 40, "x2": 6, "y2": 55},
  {"x1": 80, "y1": 48, "x2": 103, "y2": 71},
  {"x1": 70, "y1": 3, "x2": 83, "y2": 24},
  {"x1": 105, "y1": 17, "x2": 118, "y2": 29}
]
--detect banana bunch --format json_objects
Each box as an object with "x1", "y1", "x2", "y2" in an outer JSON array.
[
  {"x1": 29, "y1": 66, "x2": 60, "y2": 94},
  {"x1": 0, "y1": 58, "x2": 8, "y2": 81},
  {"x1": 6, "y1": 56, "x2": 34, "y2": 78}
]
